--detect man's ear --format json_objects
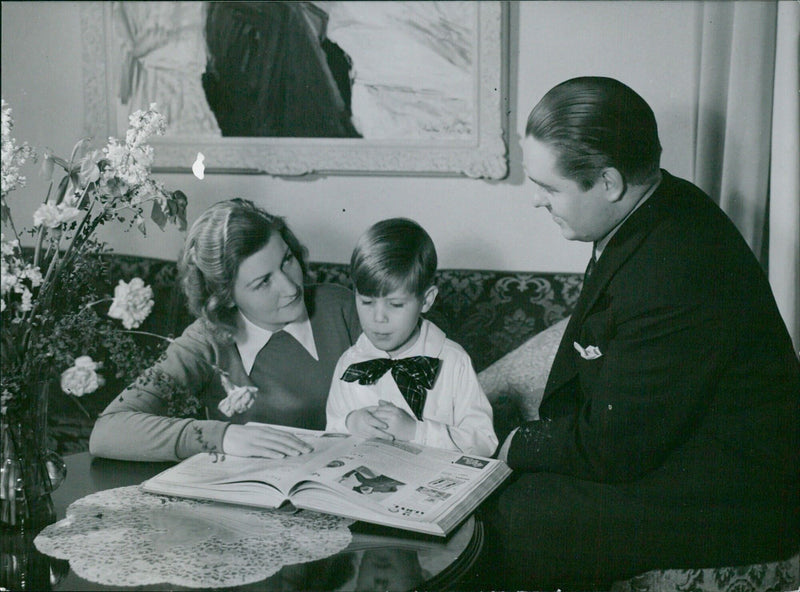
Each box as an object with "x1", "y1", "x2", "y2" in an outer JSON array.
[
  {"x1": 601, "y1": 168, "x2": 626, "y2": 202},
  {"x1": 420, "y1": 285, "x2": 438, "y2": 313}
]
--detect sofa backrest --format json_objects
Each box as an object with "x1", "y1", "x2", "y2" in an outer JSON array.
[
  {"x1": 109, "y1": 256, "x2": 582, "y2": 372},
  {"x1": 309, "y1": 262, "x2": 581, "y2": 371}
]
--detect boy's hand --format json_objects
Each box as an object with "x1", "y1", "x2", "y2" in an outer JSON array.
[
  {"x1": 371, "y1": 400, "x2": 417, "y2": 441},
  {"x1": 345, "y1": 407, "x2": 394, "y2": 440}
]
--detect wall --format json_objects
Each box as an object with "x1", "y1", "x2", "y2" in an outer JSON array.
[{"x1": 1, "y1": 1, "x2": 700, "y2": 272}]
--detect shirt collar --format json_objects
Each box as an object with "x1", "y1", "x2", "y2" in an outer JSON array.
[
  {"x1": 234, "y1": 311, "x2": 319, "y2": 374},
  {"x1": 595, "y1": 173, "x2": 662, "y2": 258}
]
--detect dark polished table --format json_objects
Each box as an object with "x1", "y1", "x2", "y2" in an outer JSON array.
[{"x1": 13, "y1": 453, "x2": 483, "y2": 591}]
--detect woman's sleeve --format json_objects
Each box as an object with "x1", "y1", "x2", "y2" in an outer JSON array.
[{"x1": 89, "y1": 321, "x2": 229, "y2": 461}]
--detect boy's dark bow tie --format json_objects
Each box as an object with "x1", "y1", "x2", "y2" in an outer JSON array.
[{"x1": 340, "y1": 356, "x2": 442, "y2": 420}]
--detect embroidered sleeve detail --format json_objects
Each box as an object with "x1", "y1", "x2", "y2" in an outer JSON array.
[
  {"x1": 128, "y1": 365, "x2": 203, "y2": 419},
  {"x1": 190, "y1": 424, "x2": 223, "y2": 460}
]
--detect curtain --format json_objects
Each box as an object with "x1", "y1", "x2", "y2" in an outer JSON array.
[
  {"x1": 694, "y1": 1, "x2": 799, "y2": 349},
  {"x1": 693, "y1": 1, "x2": 777, "y2": 257},
  {"x1": 768, "y1": 2, "x2": 800, "y2": 351}
]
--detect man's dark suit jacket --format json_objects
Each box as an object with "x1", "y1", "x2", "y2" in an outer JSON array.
[{"x1": 496, "y1": 171, "x2": 799, "y2": 586}]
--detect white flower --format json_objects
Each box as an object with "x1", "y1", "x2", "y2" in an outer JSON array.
[
  {"x1": 60, "y1": 355, "x2": 105, "y2": 397},
  {"x1": 0, "y1": 263, "x2": 16, "y2": 296},
  {"x1": 217, "y1": 374, "x2": 257, "y2": 417},
  {"x1": 0, "y1": 234, "x2": 42, "y2": 305},
  {"x1": 125, "y1": 103, "x2": 167, "y2": 148},
  {"x1": 22, "y1": 265, "x2": 42, "y2": 287},
  {"x1": 19, "y1": 287, "x2": 33, "y2": 311},
  {"x1": 0, "y1": 234, "x2": 18, "y2": 256},
  {"x1": 32, "y1": 202, "x2": 81, "y2": 228},
  {"x1": 32, "y1": 203, "x2": 60, "y2": 227},
  {"x1": 1, "y1": 99, "x2": 36, "y2": 199},
  {"x1": 107, "y1": 277, "x2": 154, "y2": 329}
]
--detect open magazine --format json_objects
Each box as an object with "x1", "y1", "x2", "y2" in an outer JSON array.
[{"x1": 141, "y1": 426, "x2": 512, "y2": 537}]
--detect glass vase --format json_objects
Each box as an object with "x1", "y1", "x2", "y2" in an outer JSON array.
[
  {"x1": 1, "y1": 382, "x2": 69, "y2": 590},
  {"x1": 1, "y1": 381, "x2": 67, "y2": 529}
]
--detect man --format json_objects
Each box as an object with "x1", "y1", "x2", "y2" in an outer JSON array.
[{"x1": 485, "y1": 77, "x2": 800, "y2": 590}]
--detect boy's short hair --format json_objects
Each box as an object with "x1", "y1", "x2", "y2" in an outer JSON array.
[{"x1": 350, "y1": 218, "x2": 437, "y2": 297}]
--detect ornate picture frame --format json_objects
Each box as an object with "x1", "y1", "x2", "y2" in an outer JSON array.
[{"x1": 80, "y1": 1, "x2": 507, "y2": 179}]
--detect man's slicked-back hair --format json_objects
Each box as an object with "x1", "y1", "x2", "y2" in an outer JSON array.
[
  {"x1": 350, "y1": 218, "x2": 437, "y2": 298},
  {"x1": 526, "y1": 76, "x2": 662, "y2": 189}
]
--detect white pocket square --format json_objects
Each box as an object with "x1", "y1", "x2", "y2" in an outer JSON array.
[{"x1": 573, "y1": 341, "x2": 603, "y2": 360}]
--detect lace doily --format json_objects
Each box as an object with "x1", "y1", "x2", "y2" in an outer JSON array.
[{"x1": 34, "y1": 485, "x2": 353, "y2": 588}]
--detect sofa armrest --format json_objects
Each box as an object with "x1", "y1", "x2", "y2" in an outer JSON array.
[{"x1": 478, "y1": 317, "x2": 567, "y2": 428}]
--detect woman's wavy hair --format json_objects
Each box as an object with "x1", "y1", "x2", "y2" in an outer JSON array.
[
  {"x1": 526, "y1": 76, "x2": 662, "y2": 189},
  {"x1": 178, "y1": 199, "x2": 308, "y2": 336}
]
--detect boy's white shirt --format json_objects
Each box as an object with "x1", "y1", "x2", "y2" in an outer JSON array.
[
  {"x1": 235, "y1": 310, "x2": 319, "y2": 375},
  {"x1": 326, "y1": 319, "x2": 498, "y2": 457}
]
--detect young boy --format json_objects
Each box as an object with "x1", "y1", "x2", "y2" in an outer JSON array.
[{"x1": 325, "y1": 218, "x2": 497, "y2": 457}]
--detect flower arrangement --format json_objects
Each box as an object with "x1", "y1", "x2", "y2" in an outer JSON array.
[
  {"x1": 1, "y1": 100, "x2": 264, "y2": 529},
  {"x1": 0, "y1": 99, "x2": 187, "y2": 429}
]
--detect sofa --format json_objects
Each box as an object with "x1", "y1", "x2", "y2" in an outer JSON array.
[
  {"x1": 48, "y1": 255, "x2": 799, "y2": 592},
  {"x1": 48, "y1": 257, "x2": 583, "y2": 453}
]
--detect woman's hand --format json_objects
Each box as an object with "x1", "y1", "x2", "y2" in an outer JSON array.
[{"x1": 222, "y1": 423, "x2": 314, "y2": 458}]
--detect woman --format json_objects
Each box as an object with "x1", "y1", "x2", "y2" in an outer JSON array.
[{"x1": 89, "y1": 199, "x2": 361, "y2": 461}]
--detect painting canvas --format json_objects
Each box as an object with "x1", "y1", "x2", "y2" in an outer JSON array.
[{"x1": 80, "y1": 1, "x2": 507, "y2": 178}]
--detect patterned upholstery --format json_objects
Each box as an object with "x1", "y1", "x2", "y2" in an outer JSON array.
[{"x1": 307, "y1": 263, "x2": 582, "y2": 372}]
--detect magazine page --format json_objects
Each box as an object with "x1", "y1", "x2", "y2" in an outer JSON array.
[
  {"x1": 142, "y1": 428, "x2": 352, "y2": 501},
  {"x1": 290, "y1": 438, "x2": 503, "y2": 524}
]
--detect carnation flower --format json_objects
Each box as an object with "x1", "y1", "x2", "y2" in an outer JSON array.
[
  {"x1": 32, "y1": 202, "x2": 81, "y2": 228},
  {"x1": 217, "y1": 374, "x2": 257, "y2": 417},
  {"x1": 107, "y1": 277, "x2": 154, "y2": 329},
  {"x1": 60, "y1": 356, "x2": 105, "y2": 397}
]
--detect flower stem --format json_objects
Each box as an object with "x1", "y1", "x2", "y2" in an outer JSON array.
[
  {"x1": 32, "y1": 180, "x2": 54, "y2": 269},
  {"x1": 123, "y1": 330, "x2": 229, "y2": 379},
  {"x1": 83, "y1": 297, "x2": 112, "y2": 311},
  {"x1": 124, "y1": 330, "x2": 174, "y2": 343},
  {"x1": 68, "y1": 394, "x2": 92, "y2": 420}
]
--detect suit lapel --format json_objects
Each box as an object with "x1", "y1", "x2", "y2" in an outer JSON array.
[{"x1": 543, "y1": 172, "x2": 676, "y2": 399}]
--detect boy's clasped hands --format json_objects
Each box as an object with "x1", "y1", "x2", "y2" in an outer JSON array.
[{"x1": 346, "y1": 399, "x2": 417, "y2": 441}]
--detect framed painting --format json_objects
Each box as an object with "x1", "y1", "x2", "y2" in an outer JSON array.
[{"x1": 80, "y1": 1, "x2": 507, "y2": 179}]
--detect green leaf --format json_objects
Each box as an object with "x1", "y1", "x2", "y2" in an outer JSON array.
[
  {"x1": 50, "y1": 154, "x2": 70, "y2": 170},
  {"x1": 150, "y1": 200, "x2": 167, "y2": 231},
  {"x1": 54, "y1": 175, "x2": 70, "y2": 205},
  {"x1": 169, "y1": 190, "x2": 188, "y2": 231}
]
